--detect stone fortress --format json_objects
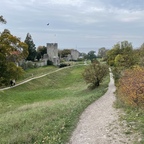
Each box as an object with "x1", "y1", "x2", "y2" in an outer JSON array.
[{"x1": 43, "y1": 43, "x2": 80, "y2": 66}]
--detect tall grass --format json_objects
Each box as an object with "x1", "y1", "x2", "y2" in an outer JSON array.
[
  {"x1": 0, "y1": 65, "x2": 109, "y2": 144},
  {"x1": 115, "y1": 96, "x2": 144, "y2": 143}
]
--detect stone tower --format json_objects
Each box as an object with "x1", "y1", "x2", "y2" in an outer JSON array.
[{"x1": 47, "y1": 43, "x2": 59, "y2": 65}]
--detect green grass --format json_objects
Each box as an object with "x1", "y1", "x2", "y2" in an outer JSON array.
[
  {"x1": 114, "y1": 97, "x2": 144, "y2": 143},
  {"x1": 18, "y1": 65, "x2": 58, "y2": 82},
  {"x1": 0, "y1": 65, "x2": 109, "y2": 144}
]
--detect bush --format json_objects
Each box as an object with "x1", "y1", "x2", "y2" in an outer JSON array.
[
  {"x1": 47, "y1": 60, "x2": 53, "y2": 66},
  {"x1": 0, "y1": 62, "x2": 24, "y2": 86},
  {"x1": 82, "y1": 63, "x2": 109, "y2": 89},
  {"x1": 112, "y1": 67, "x2": 125, "y2": 83},
  {"x1": 117, "y1": 66, "x2": 144, "y2": 108},
  {"x1": 27, "y1": 61, "x2": 34, "y2": 69},
  {"x1": 59, "y1": 63, "x2": 70, "y2": 68}
]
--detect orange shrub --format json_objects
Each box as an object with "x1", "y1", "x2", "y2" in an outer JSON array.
[{"x1": 117, "y1": 66, "x2": 144, "y2": 108}]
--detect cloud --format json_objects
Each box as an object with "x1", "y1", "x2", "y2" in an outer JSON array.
[
  {"x1": 111, "y1": 8, "x2": 144, "y2": 22},
  {"x1": 111, "y1": 35, "x2": 143, "y2": 39},
  {"x1": 37, "y1": 0, "x2": 85, "y2": 6},
  {"x1": 1, "y1": 0, "x2": 144, "y2": 50}
]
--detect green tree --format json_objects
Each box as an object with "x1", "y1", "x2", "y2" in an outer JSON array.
[
  {"x1": 0, "y1": 29, "x2": 28, "y2": 85},
  {"x1": 108, "y1": 41, "x2": 138, "y2": 83},
  {"x1": 97, "y1": 47, "x2": 108, "y2": 58},
  {"x1": 38, "y1": 46, "x2": 47, "y2": 57},
  {"x1": 135, "y1": 43, "x2": 144, "y2": 66},
  {"x1": 25, "y1": 33, "x2": 37, "y2": 61},
  {"x1": 87, "y1": 51, "x2": 97, "y2": 62},
  {"x1": 60, "y1": 49, "x2": 71, "y2": 58},
  {"x1": 82, "y1": 63, "x2": 109, "y2": 89},
  {"x1": 139, "y1": 43, "x2": 144, "y2": 57},
  {"x1": 117, "y1": 41, "x2": 137, "y2": 68},
  {"x1": 106, "y1": 43, "x2": 121, "y2": 66},
  {"x1": 114, "y1": 54, "x2": 125, "y2": 67},
  {"x1": 79, "y1": 52, "x2": 87, "y2": 58},
  {"x1": 107, "y1": 41, "x2": 137, "y2": 67},
  {"x1": 36, "y1": 46, "x2": 47, "y2": 61}
]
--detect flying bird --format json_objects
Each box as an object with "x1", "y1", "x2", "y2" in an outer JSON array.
[{"x1": 47, "y1": 23, "x2": 49, "y2": 25}]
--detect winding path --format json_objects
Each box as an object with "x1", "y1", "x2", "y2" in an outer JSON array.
[{"x1": 68, "y1": 72, "x2": 135, "y2": 144}]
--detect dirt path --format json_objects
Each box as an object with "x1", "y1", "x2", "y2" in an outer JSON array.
[{"x1": 68, "y1": 72, "x2": 136, "y2": 144}]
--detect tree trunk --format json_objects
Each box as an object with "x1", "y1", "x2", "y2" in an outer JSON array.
[{"x1": 94, "y1": 78, "x2": 100, "y2": 87}]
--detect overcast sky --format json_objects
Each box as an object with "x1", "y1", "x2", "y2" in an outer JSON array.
[{"x1": 0, "y1": 0, "x2": 144, "y2": 53}]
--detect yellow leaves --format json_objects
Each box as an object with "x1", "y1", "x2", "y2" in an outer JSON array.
[
  {"x1": 0, "y1": 29, "x2": 28, "y2": 62},
  {"x1": 118, "y1": 66, "x2": 144, "y2": 108}
]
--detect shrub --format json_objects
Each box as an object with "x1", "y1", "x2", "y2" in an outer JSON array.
[
  {"x1": 59, "y1": 63, "x2": 70, "y2": 68},
  {"x1": 117, "y1": 66, "x2": 144, "y2": 108},
  {"x1": 82, "y1": 63, "x2": 109, "y2": 89},
  {"x1": 26, "y1": 61, "x2": 34, "y2": 69},
  {"x1": 47, "y1": 60, "x2": 53, "y2": 66}
]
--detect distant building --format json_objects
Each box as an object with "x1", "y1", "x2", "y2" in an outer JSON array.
[
  {"x1": 45, "y1": 43, "x2": 60, "y2": 66},
  {"x1": 67, "y1": 54, "x2": 72, "y2": 61},
  {"x1": 71, "y1": 49, "x2": 79, "y2": 61}
]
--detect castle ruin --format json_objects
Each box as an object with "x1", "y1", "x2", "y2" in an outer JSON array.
[
  {"x1": 47, "y1": 43, "x2": 60, "y2": 65},
  {"x1": 43, "y1": 43, "x2": 60, "y2": 66},
  {"x1": 43, "y1": 43, "x2": 80, "y2": 66}
]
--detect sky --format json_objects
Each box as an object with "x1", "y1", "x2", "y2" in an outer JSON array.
[{"x1": 0, "y1": 0, "x2": 144, "y2": 53}]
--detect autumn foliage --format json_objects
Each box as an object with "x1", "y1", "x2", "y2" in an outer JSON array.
[{"x1": 117, "y1": 66, "x2": 144, "y2": 108}]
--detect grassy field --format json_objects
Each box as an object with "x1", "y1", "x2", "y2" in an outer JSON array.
[
  {"x1": 18, "y1": 66, "x2": 58, "y2": 82},
  {"x1": 0, "y1": 65, "x2": 109, "y2": 144}
]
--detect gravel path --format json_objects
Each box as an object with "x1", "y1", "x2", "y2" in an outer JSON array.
[{"x1": 68, "y1": 72, "x2": 137, "y2": 144}]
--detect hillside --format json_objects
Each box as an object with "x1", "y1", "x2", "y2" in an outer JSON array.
[{"x1": 0, "y1": 65, "x2": 109, "y2": 144}]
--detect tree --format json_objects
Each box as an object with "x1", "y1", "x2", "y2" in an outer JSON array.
[
  {"x1": 60, "y1": 49, "x2": 71, "y2": 58},
  {"x1": 82, "y1": 62, "x2": 109, "y2": 89},
  {"x1": 138, "y1": 43, "x2": 144, "y2": 58},
  {"x1": 36, "y1": 46, "x2": 47, "y2": 61},
  {"x1": 79, "y1": 52, "x2": 87, "y2": 58},
  {"x1": 97, "y1": 47, "x2": 107, "y2": 58},
  {"x1": 117, "y1": 41, "x2": 137, "y2": 68},
  {"x1": 114, "y1": 54, "x2": 125, "y2": 67},
  {"x1": 25, "y1": 33, "x2": 37, "y2": 61},
  {"x1": 87, "y1": 51, "x2": 97, "y2": 62},
  {"x1": 106, "y1": 43, "x2": 121, "y2": 66},
  {"x1": 37, "y1": 46, "x2": 47, "y2": 57},
  {"x1": 0, "y1": 29, "x2": 28, "y2": 85},
  {"x1": 107, "y1": 41, "x2": 137, "y2": 67}
]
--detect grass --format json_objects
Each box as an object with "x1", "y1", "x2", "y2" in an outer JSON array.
[
  {"x1": 0, "y1": 65, "x2": 58, "y2": 89},
  {"x1": 0, "y1": 65, "x2": 110, "y2": 144},
  {"x1": 18, "y1": 65, "x2": 58, "y2": 82},
  {"x1": 114, "y1": 97, "x2": 144, "y2": 143}
]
